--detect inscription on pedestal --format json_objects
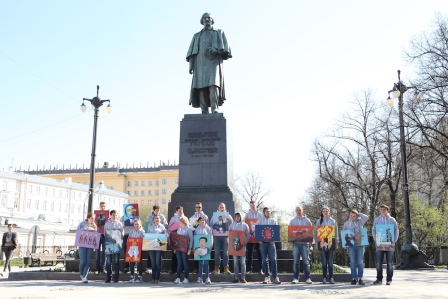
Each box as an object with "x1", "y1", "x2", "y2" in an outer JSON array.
[{"x1": 184, "y1": 131, "x2": 221, "y2": 162}]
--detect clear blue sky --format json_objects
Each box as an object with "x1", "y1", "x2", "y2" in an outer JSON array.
[{"x1": 1, "y1": 0, "x2": 447, "y2": 211}]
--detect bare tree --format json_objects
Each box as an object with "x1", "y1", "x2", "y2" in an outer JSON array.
[{"x1": 234, "y1": 171, "x2": 271, "y2": 212}]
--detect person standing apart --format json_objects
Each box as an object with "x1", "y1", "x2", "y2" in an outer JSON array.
[
  {"x1": 372, "y1": 204, "x2": 399, "y2": 286},
  {"x1": 212, "y1": 203, "x2": 233, "y2": 274},
  {"x1": 77, "y1": 213, "x2": 97, "y2": 283},
  {"x1": 173, "y1": 216, "x2": 193, "y2": 284},
  {"x1": 244, "y1": 200, "x2": 263, "y2": 275},
  {"x1": 257, "y1": 207, "x2": 281, "y2": 284},
  {"x1": 229, "y1": 212, "x2": 250, "y2": 283},
  {"x1": 104, "y1": 210, "x2": 123, "y2": 283},
  {"x1": 1, "y1": 224, "x2": 17, "y2": 274},
  {"x1": 314, "y1": 206, "x2": 338, "y2": 284},
  {"x1": 194, "y1": 216, "x2": 213, "y2": 284},
  {"x1": 95, "y1": 201, "x2": 107, "y2": 274},
  {"x1": 290, "y1": 205, "x2": 313, "y2": 284},
  {"x1": 128, "y1": 219, "x2": 144, "y2": 283},
  {"x1": 147, "y1": 214, "x2": 167, "y2": 283},
  {"x1": 343, "y1": 209, "x2": 369, "y2": 285}
]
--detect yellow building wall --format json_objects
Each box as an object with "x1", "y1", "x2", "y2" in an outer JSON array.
[{"x1": 42, "y1": 169, "x2": 178, "y2": 214}]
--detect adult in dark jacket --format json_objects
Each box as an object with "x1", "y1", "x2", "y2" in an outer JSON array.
[{"x1": 2, "y1": 224, "x2": 17, "y2": 273}]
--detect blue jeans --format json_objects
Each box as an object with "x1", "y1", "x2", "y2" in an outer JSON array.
[
  {"x1": 376, "y1": 250, "x2": 394, "y2": 282},
  {"x1": 198, "y1": 260, "x2": 209, "y2": 279},
  {"x1": 78, "y1": 247, "x2": 93, "y2": 279},
  {"x1": 292, "y1": 243, "x2": 310, "y2": 280},
  {"x1": 260, "y1": 242, "x2": 277, "y2": 278},
  {"x1": 214, "y1": 236, "x2": 229, "y2": 267},
  {"x1": 106, "y1": 253, "x2": 120, "y2": 279},
  {"x1": 95, "y1": 234, "x2": 105, "y2": 271},
  {"x1": 130, "y1": 261, "x2": 142, "y2": 277},
  {"x1": 348, "y1": 246, "x2": 364, "y2": 279},
  {"x1": 246, "y1": 242, "x2": 262, "y2": 272},
  {"x1": 233, "y1": 255, "x2": 246, "y2": 279},
  {"x1": 321, "y1": 250, "x2": 334, "y2": 279},
  {"x1": 149, "y1": 250, "x2": 162, "y2": 280},
  {"x1": 176, "y1": 251, "x2": 189, "y2": 279}
]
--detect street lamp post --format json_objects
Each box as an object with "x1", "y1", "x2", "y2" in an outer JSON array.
[
  {"x1": 387, "y1": 70, "x2": 432, "y2": 269},
  {"x1": 80, "y1": 85, "x2": 112, "y2": 215}
]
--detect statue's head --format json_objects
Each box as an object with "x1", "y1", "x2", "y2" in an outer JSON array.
[{"x1": 200, "y1": 13, "x2": 214, "y2": 26}]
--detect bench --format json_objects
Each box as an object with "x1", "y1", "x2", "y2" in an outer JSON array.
[{"x1": 30, "y1": 251, "x2": 64, "y2": 267}]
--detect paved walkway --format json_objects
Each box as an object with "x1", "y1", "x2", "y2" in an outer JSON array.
[{"x1": 1, "y1": 266, "x2": 447, "y2": 299}]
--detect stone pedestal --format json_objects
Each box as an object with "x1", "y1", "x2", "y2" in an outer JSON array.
[{"x1": 169, "y1": 113, "x2": 239, "y2": 218}]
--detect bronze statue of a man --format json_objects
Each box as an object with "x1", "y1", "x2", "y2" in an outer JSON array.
[{"x1": 186, "y1": 13, "x2": 232, "y2": 114}]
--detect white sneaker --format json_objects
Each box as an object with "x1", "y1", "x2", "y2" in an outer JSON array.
[
  {"x1": 306, "y1": 278, "x2": 312, "y2": 284},
  {"x1": 81, "y1": 277, "x2": 87, "y2": 283},
  {"x1": 145, "y1": 268, "x2": 152, "y2": 274},
  {"x1": 135, "y1": 276, "x2": 142, "y2": 283},
  {"x1": 128, "y1": 276, "x2": 134, "y2": 283},
  {"x1": 273, "y1": 277, "x2": 281, "y2": 284},
  {"x1": 205, "y1": 277, "x2": 211, "y2": 284},
  {"x1": 174, "y1": 278, "x2": 180, "y2": 284},
  {"x1": 263, "y1": 277, "x2": 271, "y2": 284},
  {"x1": 292, "y1": 278, "x2": 299, "y2": 284},
  {"x1": 182, "y1": 278, "x2": 189, "y2": 284},
  {"x1": 330, "y1": 278, "x2": 335, "y2": 284},
  {"x1": 323, "y1": 277, "x2": 327, "y2": 284},
  {"x1": 197, "y1": 278, "x2": 203, "y2": 283}
]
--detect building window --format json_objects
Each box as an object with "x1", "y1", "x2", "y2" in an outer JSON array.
[
  {"x1": 148, "y1": 190, "x2": 152, "y2": 196},
  {"x1": 162, "y1": 198, "x2": 166, "y2": 204},
  {"x1": 35, "y1": 200, "x2": 39, "y2": 210},
  {"x1": 156, "y1": 180, "x2": 159, "y2": 186},
  {"x1": 128, "y1": 181, "x2": 132, "y2": 186},
  {"x1": 36, "y1": 186, "x2": 41, "y2": 194},
  {"x1": 148, "y1": 181, "x2": 153, "y2": 186},
  {"x1": 155, "y1": 190, "x2": 159, "y2": 195},
  {"x1": 127, "y1": 191, "x2": 131, "y2": 196},
  {"x1": 134, "y1": 181, "x2": 139, "y2": 186},
  {"x1": 28, "y1": 185, "x2": 33, "y2": 193},
  {"x1": 141, "y1": 190, "x2": 145, "y2": 196},
  {"x1": 27, "y1": 199, "x2": 31, "y2": 209},
  {"x1": 66, "y1": 190, "x2": 69, "y2": 198},
  {"x1": 155, "y1": 200, "x2": 159, "y2": 205},
  {"x1": 58, "y1": 203, "x2": 62, "y2": 212},
  {"x1": 50, "y1": 202, "x2": 54, "y2": 211},
  {"x1": 78, "y1": 205, "x2": 81, "y2": 214},
  {"x1": 2, "y1": 181, "x2": 7, "y2": 190},
  {"x1": 162, "y1": 179, "x2": 167, "y2": 184},
  {"x1": 148, "y1": 200, "x2": 152, "y2": 205},
  {"x1": 16, "y1": 183, "x2": 20, "y2": 192},
  {"x1": 162, "y1": 189, "x2": 166, "y2": 194},
  {"x1": 51, "y1": 188, "x2": 55, "y2": 196},
  {"x1": 1, "y1": 196, "x2": 7, "y2": 208},
  {"x1": 134, "y1": 191, "x2": 138, "y2": 196},
  {"x1": 141, "y1": 200, "x2": 144, "y2": 205},
  {"x1": 141, "y1": 181, "x2": 146, "y2": 186},
  {"x1": 71, "y1": 204, "x2": 74, "y2": 213},
  {"x1": 134, "y1": 200, "x2": 138, "y2": 204},
  {"x1": 43, "y1": 201, "x2": 47, "y2": 211},
  {"x1": 58, "y1": 189, "x2": 62, "y2": 197},
  {"x1": 45, "y1": 187, "x2": 48, "y2": 195}
]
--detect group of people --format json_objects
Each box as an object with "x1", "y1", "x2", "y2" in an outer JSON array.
[{"x1": 73, "y1": 200, "x2": 398, "y2": 285}]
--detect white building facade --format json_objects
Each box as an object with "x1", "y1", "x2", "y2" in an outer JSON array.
[{"x1": 0, "y1": 170, "x2": 129, "y2": 227}]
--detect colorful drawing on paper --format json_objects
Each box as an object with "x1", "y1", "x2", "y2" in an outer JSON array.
[
  {"x1": 255, "y1": 225, "x2": 280, "y2": 242},
  {"x1": 105, "y1": 229, "x2": 123, "y2": 254},
  {"x1": 211, "y1": 212, "x2": 230, "y2": 236},
  {"x1": 288, "y1": 225, "x2": 313, "y2": 243},
  {"x1": 75, "y1": 230, "x2": 101, "y2": 249},
  {"x1": 94, "y1": 210, "x2": 109, "y2": 234},
  {"x1": 125, "y1": 237, "x2": 143, "y2": 262},
  {"x1": 228, "y1": 230, "x2": 246, "y2": 256},
  {"x1": 340, "y1": 228, "x2": 369, "y2": 247},
  {"x1": 142, "y1": 233, "x2": 168, "y2": 251},
  {"x1": 189, "y1": 217, "x2": 200, "y2": 230},
  {"x1": 317, "y1": 225, "x2": 336, "y2": 251},
  {"x1": 170, "y1": 233, "x2": 189, "y2": 253},
  {"x1": 123, "y1": 203, "x2": 139, "y2": 226},
  {"x1": 193, "y1": 234, "x2": 211, "y2": 260},
  {"x1": 375, "y1": 224, "x2": 395, "y2": 251},
  {"x1": 168, "y1": 221, "x2": 180, "y2": 234},
  {"x1": 245, "y1": 218, "x2": 259, "y2": 243}
]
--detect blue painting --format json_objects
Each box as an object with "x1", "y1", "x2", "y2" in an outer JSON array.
[
  {"x1": 254, "y1": 225, "x2": 280, "y2": 242},
  {"x1": 105, "y1": 229, "x2": 122, "y2": 254},
  {"x1": 211, "y1": 212, "x2": 230, "y2": 236},
  {"x1": 375, "y1": 224, "x2": 395, "y2": 251},
  {"x1": 193, "y1": 234, "x2": 211, "y2": 260},
  {"x1": 340, "y1": 228, "x2": 368, "y2": 247},
  {"x1": 123, "y1": 203, "x2": 139, "y2": 226}
]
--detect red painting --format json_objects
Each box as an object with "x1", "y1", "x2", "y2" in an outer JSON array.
[
  {"x1": 245, "y1": 218, "x2": 259, "y2": 243},
  {"x1": 125, "y1": 237, "x2": 143, "y2": 262}
]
